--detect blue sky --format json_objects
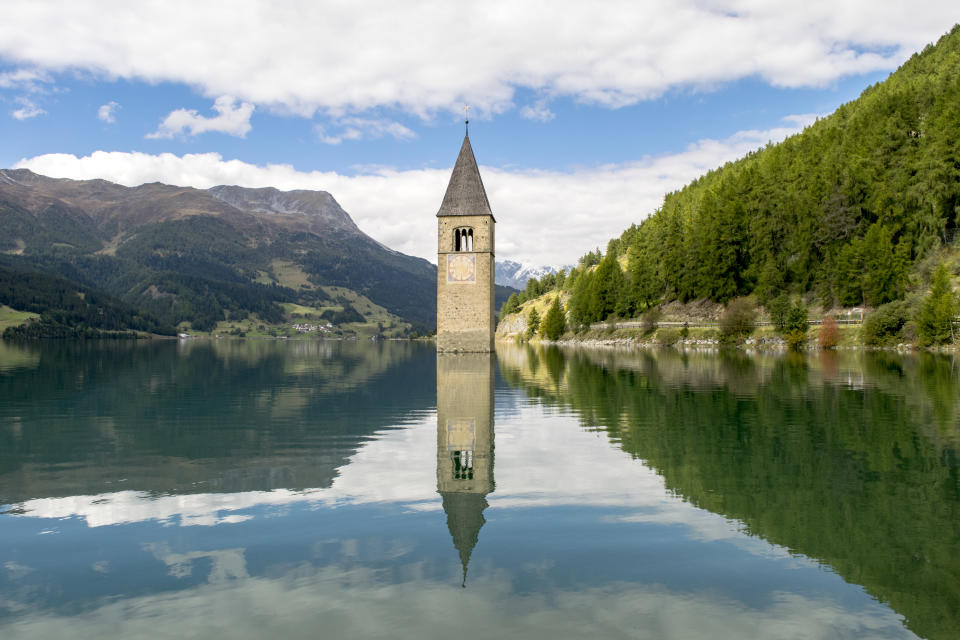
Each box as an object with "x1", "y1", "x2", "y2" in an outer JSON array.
[
  {"x1": 2, "y1": 77, "x2": 886, "y2": 175},
  {"x1": 1, "y1": 2, "x2": 958, "y2": 267}
]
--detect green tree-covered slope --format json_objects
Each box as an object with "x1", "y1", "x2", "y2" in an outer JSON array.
[
  {"x1": 0, "y1": 262, "x2": 174, "y2": 338},
  {"x1": 561, "y1": 25, "x2": 960, "y2": 324}
]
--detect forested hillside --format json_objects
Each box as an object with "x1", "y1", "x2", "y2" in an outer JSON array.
[
  {"x1": 532, "y1": 25, "x2": 960, "y2": 334},
  {"x1": 0, "y1": 263, "x2": 174, "y2": 338}
]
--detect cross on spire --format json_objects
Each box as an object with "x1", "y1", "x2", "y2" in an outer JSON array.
[{"x1": 464, "y1": 105, "x2": 470, "y2": 133}]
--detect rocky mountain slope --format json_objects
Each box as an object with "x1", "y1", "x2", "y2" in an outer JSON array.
[{"x1": 495, "y1": 260, "x2": 563, "y2": 290}]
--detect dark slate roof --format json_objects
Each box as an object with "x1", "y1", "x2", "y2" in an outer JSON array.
[
  {"x1": 441, "y1": 491, "x2": 489, "y2": 587},
  {"x1": 437, "y1": 133, "x2": 495, "y2": 220}
]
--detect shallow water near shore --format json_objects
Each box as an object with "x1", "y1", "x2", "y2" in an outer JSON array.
[{"x1": 0, "y1": 339, "x2": 957, "y2": 639}]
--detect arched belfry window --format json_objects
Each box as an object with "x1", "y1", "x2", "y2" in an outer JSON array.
[
  {"x1": 454, "y1": 227, "x2": 474, "y2": 252},
  {"x1": 453, "y1": 450, "x2": 474, "y2": 480}
]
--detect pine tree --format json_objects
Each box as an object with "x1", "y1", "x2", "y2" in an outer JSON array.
[
  {"x1": 540, "y1": 297, "x2": 566, "y2": 340},
  {"x1": 835, "y1": 241, "x2": 865, "y2": 306},
  {"x1": 524, "y1": 278, "x2": 543, "y2": 300},
  {"x1": 785, "y1": 300, "x2": 809, "y2": 350},
  {"x1": 767, "y1": 294, "x2": 791, "y2": 333},
  {"x1": 861, "y1": 223, "x2": 909, "y2": 306},
  {"x1": 567, "y1": 269, "x2": 593, "y2": 328},
  {"x1": 627, "y1": 244, "x2": 660, "y2": 312},
  {"x1": 525, "y1": 307, "x2": 541, "y2": 339},
  {"x1": 589, "y1": 251, "x2": 625, "y2": 321},
  {"x1": 917, "y1": 264, "x2": 957, "y2": 345},
  {"x1": 499, "y1": 293, "x2": 520, "y2": 321}
]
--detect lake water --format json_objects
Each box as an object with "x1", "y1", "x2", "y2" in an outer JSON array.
[{"x1": 0, "y1": 339, "x2": 958, "y2": 639}]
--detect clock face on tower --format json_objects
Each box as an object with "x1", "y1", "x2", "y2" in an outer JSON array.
[{"x1": 447, "y1": 254, "x2": 476, "y2": 283}]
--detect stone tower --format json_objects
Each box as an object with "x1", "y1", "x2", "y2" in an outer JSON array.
[
  {"x1": 436, "y1": 353, "x2": 495, "y2": 587},
  {"x1": 436, "y1": 125, "x2": 496, "y2": 352}
]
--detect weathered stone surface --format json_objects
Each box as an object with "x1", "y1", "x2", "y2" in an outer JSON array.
[{"x1": 437, "y1": 133, "x2": 496, "y2": 352}]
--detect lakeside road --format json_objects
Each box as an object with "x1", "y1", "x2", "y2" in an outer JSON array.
[{"x1": 587, "y1": 317, "x2": 866, "y2": 331}]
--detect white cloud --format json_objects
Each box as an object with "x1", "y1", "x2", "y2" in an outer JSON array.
[
  {"x1": 343, "y1": 118, "x2": 415, "y2": 140},
  {"x1": 97, "y1": 100, "x2": 119, "y2": 123},
  {"x1": 1, "y1": 69, "x2": 53, "y2": 119},
  {"x1": 0, "y1": 68, "x2": 51, "y2": 92},
  {"x1": 10, "y1": 97, "x2": 44, "y2": 120},
  {"x1": 314, "y1": 125, "x2": 349, "y2": 145},
  {"x1": 520, "y1": 100, "x2": 555, "y2": 123},
  {"x1": 314, "y1": 117, "x2": 415, "y2": 145},
  {"x1": 0, "y1": 565, "x2": 913, "y2": 640},
  {"x1": 782, "y1": 113, "x2": 821, "y2": 126},
  {"x1": 15, "y1": 115, "x2": 810, "y2": 266},
  {"x1": 146, "y1": 96, "x2": 254, "y2": 139},
  {"x1": 0, "y1": 2, "x2": 956, "y2": 117}
]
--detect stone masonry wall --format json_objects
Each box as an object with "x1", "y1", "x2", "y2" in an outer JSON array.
[{"x1": 437, "y1": 214, "x2": 495, "y2": 352}]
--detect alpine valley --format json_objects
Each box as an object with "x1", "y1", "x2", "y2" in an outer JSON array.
[{"x1": 0, "y1": 169, "x2": 515, "y2": 338}]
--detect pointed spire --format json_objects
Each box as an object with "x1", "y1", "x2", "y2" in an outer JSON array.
[
  {"x1": 441, "y1": 491, "x2": 488, "y2": 587},
  {"x1": 436, "y1": 131, "x2": 494, "y2": 219}
]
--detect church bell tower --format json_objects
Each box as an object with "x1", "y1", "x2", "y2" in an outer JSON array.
[{"x1": 436, "y1": 123, "x2": 496, "y2": 352}]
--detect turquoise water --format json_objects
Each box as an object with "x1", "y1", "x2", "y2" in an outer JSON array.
[{"x1": 0, "y1": 339, "x2": 957, "y2": 639}]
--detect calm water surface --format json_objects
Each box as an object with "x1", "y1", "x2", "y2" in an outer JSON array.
[{"x1": 0, "y1": 339, "x2": 958, "y2": 639}]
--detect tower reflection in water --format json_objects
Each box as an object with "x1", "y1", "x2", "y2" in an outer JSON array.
[{"x1": 436, "y1": 353, "x2": 495, "y2": 587}]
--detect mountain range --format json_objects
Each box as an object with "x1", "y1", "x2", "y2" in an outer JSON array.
[
  {"x1": 0, "y1": 169, "x2": 515, "y2": 336},
  {"x1": 494, "y1": 260, "x2": 563, "y2": 290}
]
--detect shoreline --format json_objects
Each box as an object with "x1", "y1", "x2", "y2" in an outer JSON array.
[{"x1": 498, "y1": 332, "x2": 959, "y2": 354}]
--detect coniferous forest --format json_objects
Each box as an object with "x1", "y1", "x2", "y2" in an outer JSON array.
[{"x1": 504, "y1": 25, "x2": 960, "y2": 345}]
